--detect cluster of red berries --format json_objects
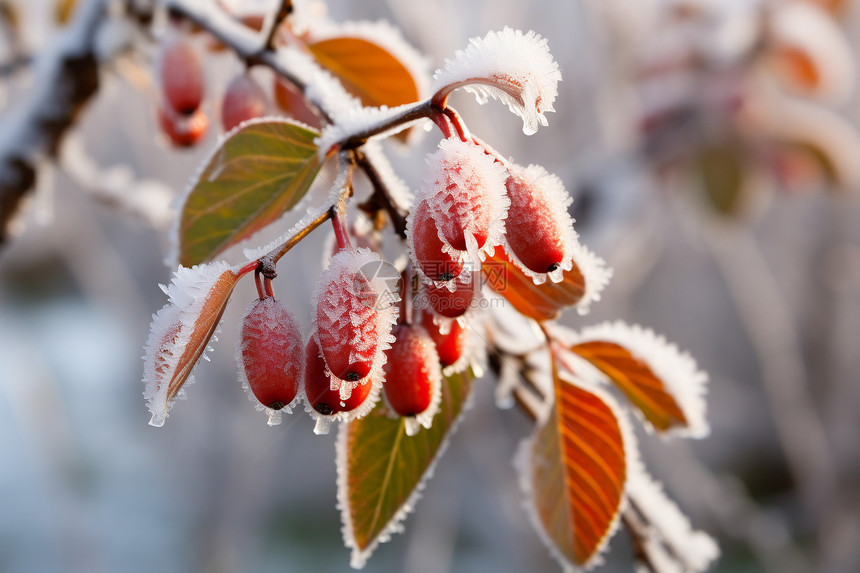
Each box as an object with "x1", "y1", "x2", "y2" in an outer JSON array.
[
  {"x1": 407, "y1": 135, "x2": 577, "y2": 326},
  {"x1": 156, "y1": 30, "x2": 318, "y2": 148},
  {"x1": 237, "y1": 247, "x2": 467, "y2": 434}
]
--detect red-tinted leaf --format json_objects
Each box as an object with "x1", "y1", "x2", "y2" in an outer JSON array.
[{"x1": 482, "y1": 245, "x2": 585, "y2": 321}]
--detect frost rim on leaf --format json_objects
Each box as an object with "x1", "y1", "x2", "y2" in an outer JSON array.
[
  {"x1": 627, "y1": 464, "x2": 720, "y2": 572},
  {"x1": 142, "y1": 261, "x2": 236, "y2": 427},
  {"x1": 515, "y1": 373, "x2": 640, "y2": 572},
  {"x1": 336, "y1": 372, "x2": 476, "y2": 569},
  {"x1": 433, "y1": 28, "x2": 562, "y2": 135}
]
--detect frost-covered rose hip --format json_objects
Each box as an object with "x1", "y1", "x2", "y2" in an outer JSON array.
[
  {"x1": 237, "y1": 297, "x2": 302, "y2": 423},
  {"x1": 421, "y1": 311, "x2": 466, "y2": 368},
  {"x1": 304, "y1": 336, "x2": 372, "y2": 415},
  {"x1": 503, "y1": 163, "x2": 577, "y2": 282},
  {"x1": 159, "y1": 36, "x2": 205, "y2": 115},
  {"x1": 425, "y1": 274, "x2": 477, "y2": 318},
  {"x1": 158, "y1": 105, "x2": 209, "y2": 147},
  {"x1": 383, "y1": 324, "x2": 441, "y2": 435},
  {"x1": 408, "y1": 198, "x2": 464, "y2": 282},
  {"x1": 221, "y1": 74, "x2": 267, "y2": 132},
  {"x1": 314, "y1": 248, "x2": 399, "y2": 385},
  {"x1": 420, "y1": 138, "x2": 508, "y2": 259}
]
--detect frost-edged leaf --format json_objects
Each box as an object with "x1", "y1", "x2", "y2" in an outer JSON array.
[
  {"x1": 626, "y1": 467, "x2": 719, "y2": 572},
  {"x1": 308, "y1": 36, "x2": 420, "y2": 109},
  {"x1": 482, "y1": 244, "x2": 609, "y2": 322},
  {"x1": 553, "y1": 322, "x2": 709, "y2": 438},
  {"x1": 768, "y1": 1, "x2": 854, "y2": 104},
  {"x1": 175, "y1": 119, "x2": 322, "y2": 267},
  {"x1": 142, "y1": 262, "x2": 243, "y2": 426},
  {"x1": 519, "y1": 373, "x2": 631, "y2": 570},
  {"x1": 433, "y1": 28, "x2": 562, "y2": 135},
  {"x1": 337, "y1": 370, "x2": 473, "y2": 568}
]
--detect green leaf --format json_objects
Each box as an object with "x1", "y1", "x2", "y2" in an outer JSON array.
[
  {"x1": 337, "y1": 370, "x2": 473, "y2": 569},
  {"x1": 176, "y1": 119, "x2": 322, "y2": 266}
]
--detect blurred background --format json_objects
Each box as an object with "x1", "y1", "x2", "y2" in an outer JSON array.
[{"x1": 1, "y1": 0, "x2": 859, "y2": 571}]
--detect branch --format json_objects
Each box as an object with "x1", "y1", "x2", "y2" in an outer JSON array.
[{"x1": 0, "y1": 0, "x2": 109, "y2": 245}]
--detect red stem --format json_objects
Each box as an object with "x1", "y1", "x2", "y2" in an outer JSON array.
[
  {"x1": 254, "y1": 270, "x2": 265, "y2": 300},
  {"x1": 331, "y1": 207, "x2": 352, "y2": 251},
  {"x1": 264, "y1": 277, "x2": 275, "y2": 298}
]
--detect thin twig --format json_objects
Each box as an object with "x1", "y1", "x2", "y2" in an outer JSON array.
[
  {"x1": 261, "y1": 0, "x2": 292, "y2": 52},
  {"x1": 354, "y1": 150, "x2": 408, "y2": 238}
]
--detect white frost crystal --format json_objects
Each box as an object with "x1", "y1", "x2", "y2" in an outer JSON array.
[{"x1": 434, "y1": 28, "x2": 562, "y2": 134}]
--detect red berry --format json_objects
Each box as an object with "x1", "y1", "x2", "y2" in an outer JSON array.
[
  {"x1": 314, "y1": 249, "x2": 398, "y2": 382},
  {"x1": 273, "y1": 76, "x2": 321, "y2": 129},
  {"x1": 239, "y1": 297, "x2": 302, "y2": 411},
  {"x1": 424, "y1": 274, "x2": 477, "y2": 318},
  {"x1": 421, "y1": 138, "x2": 507, "y2": 253},
  {"x1": 221, "y1": 74, "x2": 267, "y2": 132},
  {"x1": 504, "y1": 165, "x2": 571, "y2": 274},
  {"x1": 421, "y1": 312, "x2": 465, "y2": 367},
  {"x1": 160, "y1": 37, "x2": 205, "y2": 115},
  {"x1": 305, "y1": 336, "x2": 372, "y2": 415},
  {"x1": 158, "y1": 105, "x2": 209, "y2": 147},
  {"x1": 383, "y1": 325, "x2": 440, "y2": 417},
  {"x1": 409, "y1": 198, "x2": 463, "y2": 282}
]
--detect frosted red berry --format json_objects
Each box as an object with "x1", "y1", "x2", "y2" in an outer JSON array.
[
  {"x1": 503, "y1": 164, "x2": 572, "y2": 275},
  {"x1": 314, "y1": 249, "x2": 398, "y2": 383},
  {"x1": 421, "y1": 312, "x2": 466, "y2": 367},
  {"x1": 221, "y1": 74, "x2": 267, "y2": 132},
  {"x1": 158, "y1": 105, "x2": 209, "y2": 147},
  {"x1": 410, "y1": 199, "x2": 464, "y2": 282},
  {"x1": 425, "y1": 274, "x2": 476, "y2": 318},
  {"x1": 160, "y1": 37, "x2": 205, "y2": 115},
  {"x1": 305, "y1": 336, "x2": 372, "y2": 415},
  {"x1": 383, "y1": 325, "x2": 440, "y2": 417},
  {"x1": 273, "y1": 76, "x2": 321, "y2": 129},
  {"x1": 239, "y1": 297, "x2": 302, "y2": 410},
  {"x1": 421, "y1": 138, "x2": 508, "y2": 254}
]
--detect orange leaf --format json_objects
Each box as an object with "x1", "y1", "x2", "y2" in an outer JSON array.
[
  {"x1": 523, "y1": 374, "x2": 628, "y2": 569},
  {"x1": 482, "y1": 245, "x2": 585, "y2": 322},
  {"x1": 308, "y1": 37, "x2": 419, "y2": 108},
  {"x1": 570, "y1": 341, "x2": 687, "y2": 433}
]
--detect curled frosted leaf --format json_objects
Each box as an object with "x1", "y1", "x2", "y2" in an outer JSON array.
[
  {"x1": 627, "y1": 466, "x2": 720, "y2": 572},
  {"x1": 142, "y1": 261, "x2": 241, "y2": 426},
  {"x1": 433, "y1": 28, "x2": 562, "y2": 134}
]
